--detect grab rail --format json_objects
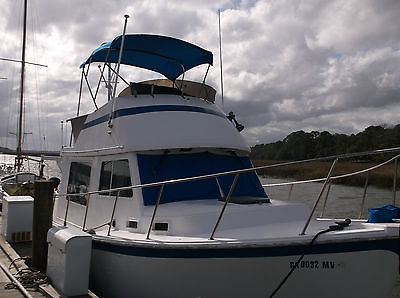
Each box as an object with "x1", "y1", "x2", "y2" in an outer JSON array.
[
  {"x1": 59, "y1": 147, "x2": 400, "y2": 237},
  {"x1": 210, "y1": 174, "x2": 239, "y2": 240},
  {"x1": 146, "y1": 185, "x2": 164, "y2": 239},
  {"x1": 108, "y1": 191, "x2": 120, "y2": 236},
  {"x1": 300, "y1": 158, "x2": 338, "y2": 235},
  {"x1": 263, "y1": 153, "x2": 400, "y2": 234}
]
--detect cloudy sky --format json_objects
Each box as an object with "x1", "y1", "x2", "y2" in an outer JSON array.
[{"x1": 1, "y1": 0, "x2": 400, "y2": 151}]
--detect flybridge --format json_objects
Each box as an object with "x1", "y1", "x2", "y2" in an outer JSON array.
[
  {"x1": 76, "y1": 33, "x2": 215, "y2": 113},
  {"x1": 69, "y1": 33, "x2": 218, "y2": 146}
]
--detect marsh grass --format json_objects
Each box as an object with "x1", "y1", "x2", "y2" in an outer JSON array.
[{"x1": 252, "y1": 160, "x2": 399, "y2": 189}]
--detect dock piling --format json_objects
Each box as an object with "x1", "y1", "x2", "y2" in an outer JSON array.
[{"x1": 32, "y1": 180, "x2": 54, "y2": 272}]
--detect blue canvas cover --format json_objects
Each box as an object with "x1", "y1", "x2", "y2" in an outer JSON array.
[
  {"x1": 80, "y1": 34, "x2": 213, "y2": 80},
  {"x1": 137, "y1": 152, "x2": 267, "y2": 206},
  {"x1": 368, "y1": 204, "x2": 400, "y2": 223}
]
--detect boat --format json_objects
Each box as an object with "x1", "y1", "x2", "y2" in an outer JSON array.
[
  {"x1": 53, "y1": 28, "x2": 400, "y2": 297},
  {"x1": 0, "y1": 0, "x2": 46, "y2": 202},
  {"x1": 0, "y1": 0, "x2": 59, "y2": 202}
]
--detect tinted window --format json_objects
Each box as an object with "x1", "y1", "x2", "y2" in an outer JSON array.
[
  {"x1": 67, "y1": 162, "x2": 91, "y2": 205},
  {"x1": 99, "y1": 159, "x2": 132, "y2": 197}
]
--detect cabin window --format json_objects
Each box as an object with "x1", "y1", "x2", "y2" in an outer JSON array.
[
  {"x1": 67, "y1": 161, "x2": 91, "y2": 206},
  {"x1": 137, "y1": 152, "x2": 268, "y2": 206},
  {"x1": 99, "y1": 159, "x2": 132, "y2": 197}
]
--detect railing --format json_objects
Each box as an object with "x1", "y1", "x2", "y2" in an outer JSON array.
[
  {"x1": 262, "y1": 151, "x2": 400, "y2": 233},
  {"x1": 58, "y1": 147, "x2": 400, "y2": 238}
]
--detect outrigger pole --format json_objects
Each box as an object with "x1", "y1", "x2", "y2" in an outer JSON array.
[
  {"x1": 109, "y1": 14, "x2": 129, "y2": 129},
  {"x1": 112, "y1": 14, "x2": 130, "y2": 98}
]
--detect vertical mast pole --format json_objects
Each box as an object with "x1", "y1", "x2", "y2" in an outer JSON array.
[
  {"x1": 218, "y1": 9, "x2": 224, "y2": 110},
  {"x1": 16, "y1": 0, "x2": 28, "y2": 171}
]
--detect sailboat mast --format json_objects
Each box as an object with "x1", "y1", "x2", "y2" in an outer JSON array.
[{"x1": 16, "y1": 0, "x2": 27, "y2": 171}]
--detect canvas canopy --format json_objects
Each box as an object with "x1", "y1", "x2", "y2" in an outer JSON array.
[
  {"x1": 80, "y1": 34, "x2": 213, "y2": 80},
  {"x1": 137, "y1": 152, "x2": 268, "y2": 206}
]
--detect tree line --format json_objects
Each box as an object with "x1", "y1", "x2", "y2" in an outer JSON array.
[{"x1": 250, "y1": 124, "x2": 400, "y2": 161}]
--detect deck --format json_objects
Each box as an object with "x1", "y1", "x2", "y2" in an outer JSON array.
[
  {"x1": 1, "y1": 212, "x2": 400, "y2": 297},
  {"x1": 0, "y1": 215, "x2": 49, "y2": 297}
]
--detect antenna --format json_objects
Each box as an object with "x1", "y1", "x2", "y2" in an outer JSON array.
[
  {"x1": 218, "y1": 9, "x2": 224, "y2": 110},
  {"x1": 60, "y1": 121, "x2": 64, "y2": 148}
]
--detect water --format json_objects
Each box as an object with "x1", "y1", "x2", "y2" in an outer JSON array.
[{"x1": 260, "y1": 176, "x2": 395, "y2": 220}]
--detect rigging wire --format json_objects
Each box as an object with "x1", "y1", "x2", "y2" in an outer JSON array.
[
  {"x1": 31, "y1": 1, "x2": 44, "y2": 152},
  {"x1": 2, "y1": 0, "x2": 48, "y2": 153},
  {"x1": 5, "y1": 64, "x2": 17, "y2": 150},
  {"x1": 4, "y1": 0, "x2": 24, "y2": 151}
]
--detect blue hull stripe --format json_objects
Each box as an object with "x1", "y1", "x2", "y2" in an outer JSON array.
[
  {"x1": 82, "y1": 105, "x2": 226, "y2": 130},
  {"x1": 92, "y1": 238, "x2": 400, "y2": 258}
]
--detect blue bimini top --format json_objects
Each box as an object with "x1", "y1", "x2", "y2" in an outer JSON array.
[{"x1": 80, "y1": 34, "x2": 213, "y2": 80}]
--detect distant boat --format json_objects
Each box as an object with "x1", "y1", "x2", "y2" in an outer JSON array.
[
  {"x1": 53, "y1": 28, "x2": 400, "y2": 297},
  {"x1": 0, "y1": 0, "x2": 57, "y2": 199}
]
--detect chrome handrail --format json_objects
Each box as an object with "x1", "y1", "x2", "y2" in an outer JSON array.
[
  {"x1": 210, "y1": 174, "x2": 239, "y2": 240},
  {"x1": 108, "y1": 191, "x2": 120, "y2": 236},
  {"x1": 320, "y1": 181, "x2": 332, "y2": 217},
  {"x1": 300, "y1": 159, "x2": 338, "y2": 235},
  {"x1": 59, "y1": 147, "x2": 400, "y2": 199},
  {"x1": 58, "y1": 147, "x2": 400, "y2": 237},
  {"x1": 82, "y1": 194, "x2": 91, "y2": 230},
  {"x1": 262, "y1": 153, "x2": 400, "y2": 188},
  {"x1": 146, "y1": 185, "x2": 164, "y2": 239},
  {"x1": 359, "y1": 172, "x2": 369, "y2": 219}
]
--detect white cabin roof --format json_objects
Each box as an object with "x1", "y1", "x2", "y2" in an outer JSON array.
[{"x1": 67, "y1": 94, "x2": 249, "y2": 154}]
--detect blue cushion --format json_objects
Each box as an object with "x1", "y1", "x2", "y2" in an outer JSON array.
[{"x1": 368, "y1": 205, "x2": 400, "y2": 223}]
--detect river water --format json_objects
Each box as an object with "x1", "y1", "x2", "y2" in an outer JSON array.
[{"x1": 260, "y1": 176, "x2": 396, "y2": 220}]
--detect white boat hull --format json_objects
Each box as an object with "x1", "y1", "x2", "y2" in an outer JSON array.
[{"x1": 89, "y1": 237, "x2": 399, "y2": 298}]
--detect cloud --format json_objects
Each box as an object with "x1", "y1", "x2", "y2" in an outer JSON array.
[{"x1": 1, "y1": 0, "x2": 400, "y2": 151}]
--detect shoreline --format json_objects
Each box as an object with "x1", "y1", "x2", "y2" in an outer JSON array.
[{"x1": 252, "y1": 160, "x2": 399, "y2": 189}]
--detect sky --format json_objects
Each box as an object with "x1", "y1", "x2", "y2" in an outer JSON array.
[{"x1": 1, "y1": 0, "x2": 400, "y2": 151}]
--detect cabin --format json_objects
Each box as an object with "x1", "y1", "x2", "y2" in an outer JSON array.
[{"x1": 54, "y1": 35, "x2": 268, "y2": 237}]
